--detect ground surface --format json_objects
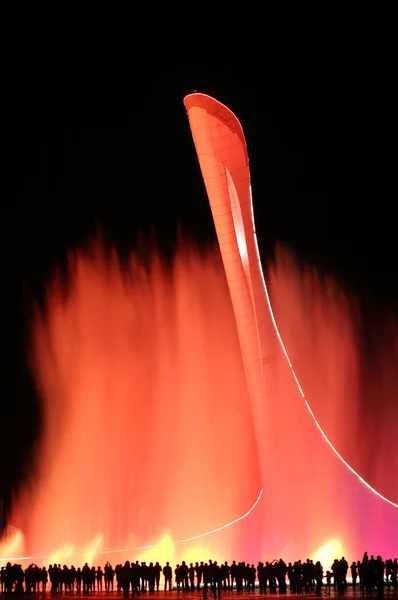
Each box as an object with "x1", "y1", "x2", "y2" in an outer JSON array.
[{"x1": 10, "y1": 590, "x2": 396, "y2": 599}]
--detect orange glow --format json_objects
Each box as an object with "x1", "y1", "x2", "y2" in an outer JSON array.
[
  {"x1": 0, "y1": 529, "x2": 24, "y2": 566},
  {"x1": 2, "y1": 94, "x2": 397, "y2": 567},
  {"x1": 83, "y1": 536, "x2": 103, "y2": 565},
  {"x1": 312, "y1": 540, "x2": 344, "y2": 570},
  {"x1": 137, "y1": 535, "x2": 175, "y2": 565},
  {"x1": 48, "y1": 545, "x2": 74, "y2": 565},
  {"x1": 9, "y1": 246, "x2": 260, "y2": 565}
]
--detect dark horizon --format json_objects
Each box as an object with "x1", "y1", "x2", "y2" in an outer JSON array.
[{"x1": 1, "y1": 65, "x2": 396, "y2": 518}]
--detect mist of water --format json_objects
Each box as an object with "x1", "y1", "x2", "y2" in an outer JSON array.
[{"x1": 2, "y1": 242, "x2": 397, "y2": 566}]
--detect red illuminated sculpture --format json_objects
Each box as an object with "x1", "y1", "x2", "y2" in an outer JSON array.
[{"x1": 184, "y1": 92, "x2": 397, "y2": 558}]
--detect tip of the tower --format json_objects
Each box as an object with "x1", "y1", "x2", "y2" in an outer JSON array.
[
  {"x1": 183, "y1": 93, "x2": 246, "y2": 148},
  {"x1": 183, "y1": 92, "x2": 231, "y2": 115}
]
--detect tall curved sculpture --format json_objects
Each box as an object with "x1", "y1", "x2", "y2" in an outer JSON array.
[
  {"x1": 183, "y1": 94, "x2": 270, "y2": 488},
  {"x1": 184, "y1": 93, "x2": 398, "y2": 557}
]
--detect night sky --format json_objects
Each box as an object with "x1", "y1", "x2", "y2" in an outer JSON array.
[{"x1": 1, "y1": 60, "x2": 396, "y2": 522}]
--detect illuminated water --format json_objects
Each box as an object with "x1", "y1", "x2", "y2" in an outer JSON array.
[
  {"x1": 268, "y1": 246, "x2": 398, "y2": 506},
  {"x1": 1, "y1": 243, "x2": 397, "y2": 566}
]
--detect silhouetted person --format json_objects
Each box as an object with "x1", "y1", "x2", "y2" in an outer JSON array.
[
  {"x1": 221, "y1": 562, "x2": 230, "y2": 590},
  {"x1": 188, "y1": 563, "x2": 195, "y2": 591},
  {"x1": 325, "y1": 571, "x2": 332, "y2": 595},
  {"x1": 121, "y1": 562, "x2": 131, "y2": 598},
  {"x1": 163, "y1": 562, "x2": 172, "y2": 592},
  {"x1": 180, "y1": 561, "x2": 188, "y2": 591},
  {"x1": 175, "y1": 565, "x2": 181, "y2": 592},
  {"x1": 314, "y1": 561, "x2": 323, "y2": 596},
  {"x1": 196, "y1": 562, "x2": 204, "y2": 590},
  {"x1": 202, "y1": 563, "x2": 212, "y2": 599},
  {"x1": 154, "y1": 562, "x2": 162, "y2": 591},
  {"x1": 89, "y1": 567, "x2": 96, "y2": 593},
  {"x1": 75, "y1": 568, "x2": 82, "y2": 593},
  {"x1": 375, "y1": 556, "x2": 385, "y2": 598},
  {"x1": 277, "y1": 558, "x2": 287, "y2": 594},
  {"x1": 41, "y1": 567, "x2": 48, "y2": 593},
  {"x1": 351, "y1": 562, "x2": 358, "y2": 589},
  {"x1": 148, "y1": 562, "x2": 155, "y2": 593},
  {"x1": 131, "y1": 562, "x2": 141, "y2": 596},
  {"x1": 141, "y1": 562, "x2": 148, "y2": 592},
  {"x1": 212, "y1": 562, "x2": 222, "y2": 597},
  {"x1": 391, "y1": 558, "x2": 398, "y2": 588},
  {"x1": 104, "y1": 562, "x2": 114, "y2": 592},
  {"x1": 82, "y1": 563, "x2": 91, "y2": 595}
]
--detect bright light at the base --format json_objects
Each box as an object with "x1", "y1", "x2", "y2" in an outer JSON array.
[
  {"x1": 49, "y1": 545, "x2": 74, "y2": 565},
  {"x1": 0, "y1": 489, "x2": 264, "y2": 565},
  {"x1": 0, "y1": 529, "x2": 24, "y2": 566},
  {"x1": 137, "y1": 535, "x2": 175, "y2": 565},
  {"x1": 84, "y1": 535, "x2": 103, "y2": 565},
  {"x1": 312, "y1": 539, "x2": 344, "y2": 569}
]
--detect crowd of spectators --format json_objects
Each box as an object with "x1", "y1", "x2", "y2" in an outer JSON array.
[{"x1": 0, "y1": 552, "x2": 396, "y2": 598}]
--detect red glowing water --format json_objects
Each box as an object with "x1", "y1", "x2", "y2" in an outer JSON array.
[
  {"x1": 9, "y1": 244, "x2": 261, "y2": 565},
  {"x1": 5, "y1": 242, "x2": 398, "y2": 566},
  {"x1": 268, "y1": 246, "x2": 398, "y2": 505}
]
